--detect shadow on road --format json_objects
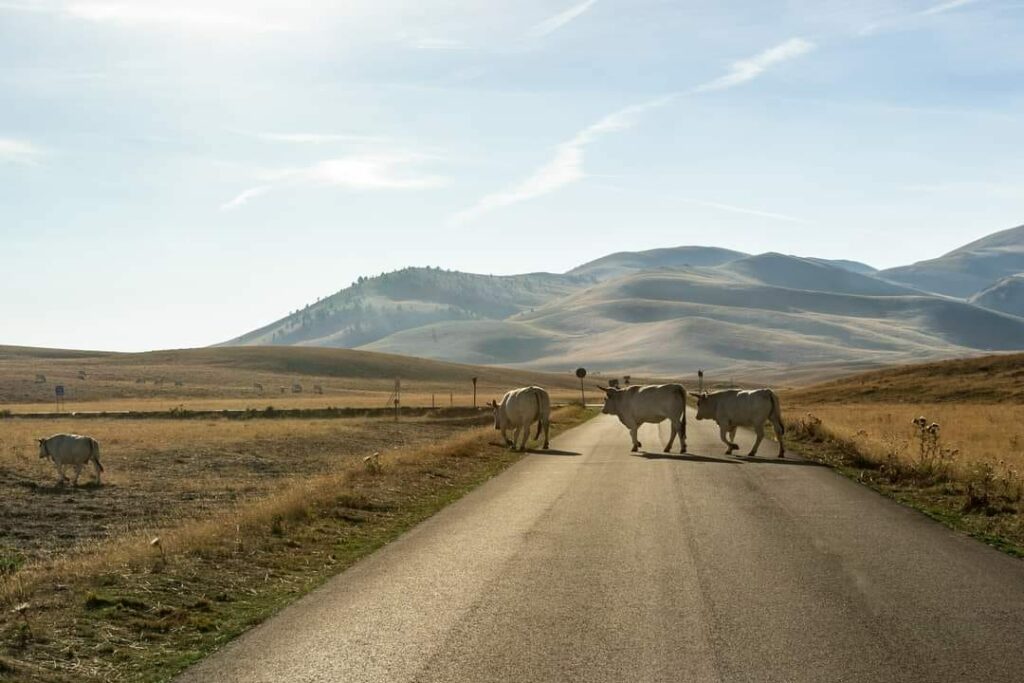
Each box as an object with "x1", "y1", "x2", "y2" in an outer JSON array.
[
  {"x1": 634, "y1": 451, "x2": 830, "y2": 468},
  {"x1": 635, "y1": 452, "x2": 738, "y2": 464},
  {"x1": 731, "y1": 455, "x2": 829, "y2": 467},
  {"x1": 526, "y1": 448, "x2": 581, "y2": 456}
]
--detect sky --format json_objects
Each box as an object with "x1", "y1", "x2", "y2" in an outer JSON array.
[{"x1": 1, "y1": 0, "x2": 1022, "y2": 351}]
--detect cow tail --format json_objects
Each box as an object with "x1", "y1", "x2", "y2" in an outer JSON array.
[
  {"x1": 679, "y1": 384, "x2": 687, "y2": 439},
  {"x1": 91, "y1": 438, "x2": 104, "y2": 472},
  {"x1": 534, "y1": 390, "x2": 543, "y2": 440},
  {"x1": 770, "y1": 391, "x2": 784, "y2": 434}
]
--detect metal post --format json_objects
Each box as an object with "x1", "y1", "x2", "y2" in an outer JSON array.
[{"x1": 472, "y1": 377, "x2": 478, "y2": 408}]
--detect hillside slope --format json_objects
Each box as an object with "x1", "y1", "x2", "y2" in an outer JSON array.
[
  {"x1": 880, "y1": 224, "x2": 1024, "y2": 297},
  {"x1": 225, "y1": 267, "x2": 584, "y2": 348},
  {"x1": 970, "y1": 275, "x2": 1024, "y2": 318},
  {"x1": 783, "y1": 352, "x2": 1024, "y2": 404}
]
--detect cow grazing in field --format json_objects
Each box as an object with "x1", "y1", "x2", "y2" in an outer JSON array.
[
  {"x1": 38, "y1": 434, "x2": 104, "y2": 486},
  {"x1": 695, "y1": 389, "x2": 785, "y2": 457},
  {"x1": 599, "y1": 384, "x2": 687, "y2": 453},
  {"x1": 490, "y1": 386, "x2": 551, "y2": 452}
]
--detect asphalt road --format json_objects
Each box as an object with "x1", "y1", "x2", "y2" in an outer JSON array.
[{"x1": 178, "y1": 411, "x2": 1024, "y2": 683}]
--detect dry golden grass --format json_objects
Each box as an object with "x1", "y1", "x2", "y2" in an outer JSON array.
[
  {"x1": 785, "y1": 402, "x2": 1024, "y2": 472},
  {"x1": 0, "y1": 344, "x2": 585, "y2": 413},
  {"x1": 0, "y1": 405, "x2": 594, "y2": 682},
  {"x1": 0, "y1": 414, "x2": 475, "y2": 570}
]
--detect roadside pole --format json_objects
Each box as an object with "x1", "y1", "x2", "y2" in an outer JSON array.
[{"x1": 575, "y1": 367, "x2": 587, "y2": 406}]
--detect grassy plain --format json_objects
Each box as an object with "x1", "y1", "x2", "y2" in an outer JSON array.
[
  {"x1": 0, "y1": 401, "x2": 594, "y2": 682},
  {"x1": 0, "y1": 345, "x2": 585, "y2": 413},
  {"x1": 782, "y1": 353, "x2": 1024, "y2": 556}
]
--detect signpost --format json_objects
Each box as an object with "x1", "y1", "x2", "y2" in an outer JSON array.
[
  {"x1": 575, "y1": 367, "x2": 587, "y2": 406},
  {"x1": 698, "y1": 369, "x2": 705, "y2": 394},
  {"x1": 54, "y1": 385, "x2": 65, "y2": 412},
  {"x1": 472, "y1": 377, "x2": 478, "y2": 408}
]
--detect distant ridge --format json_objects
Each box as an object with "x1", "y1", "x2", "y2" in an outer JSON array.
[
  {"x1": 224, "y1": 225, "x2": 1024, "y2": 377},
  {"x1": 880, "y1": 224, "x2": 1024, "y2": 297}
]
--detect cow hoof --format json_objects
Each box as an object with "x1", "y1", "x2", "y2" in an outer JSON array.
[
  {"x1": 680, "y1": 444, "x2": 687, "y2": 454},
  {"x1": 631, "y1": 446, "x2": 639, "y2": 453},
  {"x1": 663, "y1": 446, "x2": 671, "y2": 453},
  {"x1": 748, "y1": 452, "x2": 758, "y2": 458},
  {"x1": 542, "y1": 443, "x2": 549, "y2": 450},
  {"x1": 778, "y1": 452, "x2": 786, "y2": 459}
]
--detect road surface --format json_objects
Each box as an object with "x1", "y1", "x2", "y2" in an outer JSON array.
[{"x1": 178, "y1": 411, "x2": 1024, "y2": 682}]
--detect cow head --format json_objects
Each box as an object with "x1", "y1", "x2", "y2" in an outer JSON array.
[
  {"x1": 598, "y1": 386, "x2": 623, "y2": 416},
  {"x1": 37, "y1": 438, "x2": 49, "y2": 459},
  {"x1": 695, "y1": 392, "x2": 712, "y2": 420},
  {"x1": 489, "y1": 399, "x2": 502, "y2": 430}
]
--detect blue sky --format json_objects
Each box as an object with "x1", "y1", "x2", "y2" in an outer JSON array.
[{"x1": 2, "y1": 0, "x2": 1022, "y2": 351}]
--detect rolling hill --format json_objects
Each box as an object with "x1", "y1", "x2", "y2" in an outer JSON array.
[
  {"x1": 880, "y1": 224, "x2": 1024, "y2": 298},
  {"x1": 225, "y1": 225, "x2": 1024, "y2": 380},
  {"x1": 970, "y1": 275, "x2": 1024, "y2": 318}
]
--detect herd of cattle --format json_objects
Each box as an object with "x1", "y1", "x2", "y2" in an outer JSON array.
[
  {"x1": 490, "y1": 383, "x2": 785, "y2": 457},
  {"x1": 34, "y1": 382, "x2": 785, "y2": 487}
]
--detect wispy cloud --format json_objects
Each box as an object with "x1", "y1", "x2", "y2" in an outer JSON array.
[
  {"x1": 63, "y1": 2, "x2": 289, "y2": 33},
  {"x1": 0, "y1": 137, "x2": 43, "y2": 165},
  {"x1": 692, "y1": 38, "x2": 816, "y2": 93},
  {"x1": 921, "y1": 0, "x2": 981, "y2": 16},
  {"x1": 222, "y1": 152, "x2": 448, "y2": 210},
  {"x1": 860, "y1": 0, "x2": 984, "y2": 35},
  {"x1": 453, "y1": 38, "x2": 815, "y2": 224},
  {"x1": 528, "y1": 0, "x2": 597, "y2": 38},
  {"x1": 675, "y1": 197, "x2": 811, "y2": 225},
  {"x1": 450, "y1": 96, "x2": 670, "y2": 225}
]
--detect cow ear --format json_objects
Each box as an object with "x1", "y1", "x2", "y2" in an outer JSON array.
[
  {"x1": 596, "y1": 385, "x2": 609, "y2": 393},
  {"x1": 37, "y1": 438, "x2": 45, "y2": 444}
]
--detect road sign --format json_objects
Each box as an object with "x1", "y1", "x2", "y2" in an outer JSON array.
[
  {"x1": 575, "y1": 367, "x2": 587, "y2": 379},
  {"x1": 575, "y1": 368, "x2": 587, "y2": 405},
  {"x1": 55, "y1": 385, "x2": 65, "y2": 397}
]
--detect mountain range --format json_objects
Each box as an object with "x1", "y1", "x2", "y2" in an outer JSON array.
[{"x1": 223, "y1": 224, "x2": 1024, "y2": 380}]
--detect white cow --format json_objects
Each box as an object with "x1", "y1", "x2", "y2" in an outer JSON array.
[
  {"x1": 599, "y1": 384, "x2": 687, "y2": 453},
  {"x1": 695, "y1": 389, "x2": 785, "y2": 457},
  {"x1": 490, "y1": 386, "x2": 551, "y2": 452},
  {"x1": 38, "y1": 433, "x2": 104, "y2": 486}
]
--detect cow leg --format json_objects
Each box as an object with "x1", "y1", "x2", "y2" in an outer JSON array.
[
  {"x1": 72, "y1": 463, "x2": 83, "y2": 486},
  {"x1": 720, "y1": 425, "x2": 737, "y2": 453},
  {"x1": 519, "y1": 424, "x2": 531, "y2": 452},
  {"x1": 629, "y1": 426, "x2": 641, "y2": 452},
  {"x1": 749, "y1": 425, "x2": 765, "y2": 457},
  {"x1": 664, "y1": 419, "x2": 677, "y2": 453},
  {"x1": 94, "y1": 460, "x2": 103, "y2": 484},
  {"x1": 501, "y1": 428, "x2": 512, "y2": 448},
  {"x1": 772, "y1": 418, "x2": 786, "y2": 458},
  {"x1": 542, "y1": 419, "x2": 550, "y2": 450},
  {"x1": 679, "y1": 416, "x2": 687, "y2": 453},
  {"x1": 55, "y1": 464, "x2": 65, "y2": 486}
]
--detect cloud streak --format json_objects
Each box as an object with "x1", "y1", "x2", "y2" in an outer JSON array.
[
  {"x1": 450, "y1": 96, "x2": 670, "y2": 225},
  {"x1": 453, "y1": 38, "x2": 815, "y2": 224},
  {"x1": 692, "y1": 38, "x2": 816, "y2": 93},
  {"x1": 0, "y1": 137, "x2": 43, "y2": 165},
  {"x1": 921, "y1": 0, "x2": 980, "y2": 16},
  {"x1": 222, "y1": 152, "x2": 448, "y2": 210},
  {"x1": 528, "y1": 0, "x2": 597, "y2": 38}
]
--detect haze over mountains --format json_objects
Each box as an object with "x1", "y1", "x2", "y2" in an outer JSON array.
[{"x1": 225, "y1": 225, "x2": 1024, "y2": 379}]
